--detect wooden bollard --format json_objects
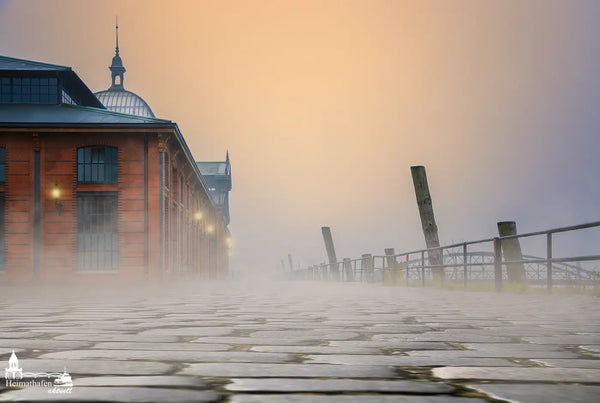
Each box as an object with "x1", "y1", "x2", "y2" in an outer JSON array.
[
  {"x1": 384, "y1": 248, "x2": 396, "y2": 285},
  {"x1": 343, "y1": 258, "x2": 354, "y2": 281},
  {"x1": 497, "y1": 221, "x2": 526, "y2": 284},
  {"x1": 411, "y1": 166, "x2": 442, "y2": 279},
  {"x1": 321, "y1": 227, "x2": 340, "y2": 280},
  {"x1": 361, "y1": 253, "x2": 373, "y2": 282}
]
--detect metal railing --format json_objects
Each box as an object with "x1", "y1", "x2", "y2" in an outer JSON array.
[{"x1": 294, "y1": 221, "x2": 600, "y2": 293}]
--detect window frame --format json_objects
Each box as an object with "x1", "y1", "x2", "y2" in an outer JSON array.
[{"x1": 77, "y1": 146, "x2": 118, "y2": 184}]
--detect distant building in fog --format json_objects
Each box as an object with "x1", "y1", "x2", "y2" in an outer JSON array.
[{"x1": 0, "y1": 26, "x2": 231, "y2": 282}]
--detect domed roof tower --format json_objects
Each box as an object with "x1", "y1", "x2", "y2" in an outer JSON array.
[{"x1": 94, "y1": 19, "x2": 155, "y2": 118}]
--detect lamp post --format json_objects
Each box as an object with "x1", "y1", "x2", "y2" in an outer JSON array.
[{"x1": 51, "y1": 182, "x2": 63, "y2": 215}]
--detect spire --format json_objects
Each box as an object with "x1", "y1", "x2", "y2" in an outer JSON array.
[
  {"x1": 109, "y1": 17, "x2": 126, "y2": 90},
  {"x1": 226, "y1": 150, "x2": 230, "y2": 163},
  {"x1": 115, "y1": 16, "x2": 119, "y2": 56}
]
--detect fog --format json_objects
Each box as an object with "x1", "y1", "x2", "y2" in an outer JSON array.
[{"x1": 1, "y1": 0, "x2": 599, "y2": 273}]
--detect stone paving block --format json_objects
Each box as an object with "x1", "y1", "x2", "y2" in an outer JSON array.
[
  {"x1": 225, "y1": 378, "x2": 455, "y2": 393},
  {"x1": 180, "y1": 363, "x2": 398, "y2": 378},
  {"x1": 468, "y1": 383, "x2": 600, "y2": 403},
  {"x1": 73, "y1": 376, "x2": 207, "y2": 388},
  {"x1": 406, "y1": 349, "x2": 579, "y2": 359},
  {"x1": 54, "y1": 334, "x2": 180, "y2": 343},
  {"x1": 250, "y1": 345, "x2": 381, "y2": 354},
  {"x1": 91, "y1": 342, "x2": 231, "y2": 351},
  {"x1": 373, "y1": 332, "x2": 515, "y2": 343},
  {"x1": 16, "y1": 358, "x2": 174, "y2": 376},
  {"x1": 137, "y1": 327, "x2": 235, "y2": 336},
  {"x1": 531, "y1": 358, "x2": 600, "y2": 369},
  {"x1": 306, "y1": 354, "x2": 516, "y2": 367},
  {"x1": 230, "y1": 395, "x2": 488, "y2": 403},
  {"x1": 39, "y1": 349, "x2": 293, "y2": 363},
  {"x1": 191, "y1": 336, "x2": 323, "y2": 345},
  {"x1": 432, "y1": 366, "x2": 600, "y2": 382},
  {"x1": 328, "y1": 340, "x2": 454, "y2": 350},
  {"x1": 248, "y1": 330, "x2": 360, "y2": 340},
  {"x1": 0, "y1": 387, "x2": 219, "y2": 402},
  {"x1": 525, "y1": 335, "x2": 600, "y2": 345}
]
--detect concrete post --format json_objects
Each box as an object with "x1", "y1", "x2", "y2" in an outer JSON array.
[
  {"x1": 411, "y1": 166, "x2": 442, "y2": 278},
  {"x1": 497, "y1": 221, "x2": 526, "y2": 284},
  {"x1": 321, "y1": 227, "x2": 340, "y2": 280}
]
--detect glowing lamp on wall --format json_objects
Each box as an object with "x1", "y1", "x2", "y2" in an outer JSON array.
[
  {"x1": 52, "y1": 182, "x2": 63, "y2": 215},
  {"x1": 194, "y1": 211, "x2": 203, "y2": 222},
  {"x1": 206, "y1": 224, "x2": 215, "y2": 234}
]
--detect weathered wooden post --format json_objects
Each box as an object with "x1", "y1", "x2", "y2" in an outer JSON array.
[
  {"x1": 411, "y1": 166, "x2": 442, "y2": 279},
  {"x1": 361, "y1": 253, "x2": 373, "y2": 282},
  {"x1": 493, "y1": 238, "x2": 503, "y2": 292},
  {"x1": 321, "y1": 227, "x2": 340, "y2": 281},
  {"x1": 384, "y1": 248, "x2": 396, "y2": 285},
  {"x1": 343, "y1": 258, "x2": 354, "y2": 281},
  {"x1": 288, "y1": 253, "x2": 294, "y2": 272},
  {"x1": 497, "y1": 221, "x2": 526, "y2": 284}
]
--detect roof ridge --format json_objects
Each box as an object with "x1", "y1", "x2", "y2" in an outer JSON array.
[
  {"x1": 0, "y1": 55, "x2": 72, "y2": 70},
  {"x1": 60, "y1": 104, "x2": 170, "y2": 123}
]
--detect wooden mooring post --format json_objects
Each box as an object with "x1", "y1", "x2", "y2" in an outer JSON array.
[
  {"x1": 497, "y1": 221, "x2": 526, "y2": 284},
  {"x1": 411, "y1": 166, "x2": 442, "y2": 280},
  {"x1": 288, "y1": 253, "x2": 294, "y2": 272},
  {"x1": 321, "y1": 226, "x2": 340, "y2": 280},
  {"x1": 361, "y1": 253, "x2": 373, "y2": 282},
  {"x1": 343, "y1": 258, "x2": 354, "y2": 281}
]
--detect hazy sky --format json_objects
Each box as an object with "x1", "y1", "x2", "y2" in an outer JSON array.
[{"x1": 1, "y1": 0, "x2": 599, "y2": 271}]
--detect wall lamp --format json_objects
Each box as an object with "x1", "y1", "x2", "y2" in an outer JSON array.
[
  {"x1": 206, "y1": 224, "x2": 215, "y2": 234},
  {"x1": 51, "y1": 182, "x2": 63, "y2": 215},
  {"x1": 194, "y1": 211, "x2": 203, "y2": 222}
]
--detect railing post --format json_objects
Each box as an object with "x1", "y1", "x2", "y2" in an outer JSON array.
[
  {"x1": 421, "y1": 250, "x2": 425, "y2": 287},
  {"x1": 463, "y1": 243, "x2": 468, "y2": 289},
  {"x1": 440, "y1": 247, "x2": 445, "y2": 288},
  {"x1": 493, "y1": 238, "x2": 503, "y2": 292},
  {"x1": 547, "y1": 232, "x2": 553, "y2": 294}
]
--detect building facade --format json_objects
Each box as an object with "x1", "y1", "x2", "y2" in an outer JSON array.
[{"x1": 0, "y1": 52, "x2": 230, "y2": 283}]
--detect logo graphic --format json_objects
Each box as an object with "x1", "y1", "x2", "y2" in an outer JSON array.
[{"x1": 4, "y1": 351, "x2": 73, "y2": 393}]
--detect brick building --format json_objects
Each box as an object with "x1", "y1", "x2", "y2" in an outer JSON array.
[{"x1": 0, "y1": 51, "x2": 231, "y2": 282}]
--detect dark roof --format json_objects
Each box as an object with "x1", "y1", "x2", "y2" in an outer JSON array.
[
  {"x1": 196, "y1": 161, "x2": 230, "y2": 175},
  {"x1": 0, "y1": 55, "x2": 105, "y2": 109},
  {"x1": 0, "y1": 55, "x2": 71, "y2": 71},
  {"x1": 0, "y1": 104, "x2": 168, "y2": 124}
]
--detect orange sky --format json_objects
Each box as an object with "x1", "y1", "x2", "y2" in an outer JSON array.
[{"x1": 1, "y1": 0, "x2": 599, "y2": 270}]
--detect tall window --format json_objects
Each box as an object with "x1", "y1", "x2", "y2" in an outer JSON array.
[
  {"x1": 77, "y1": 146, "x2": 118, "y2": 183},
  {"x1": 77, "y1": 193, "x2": 118, "y2": 271},
  {"x1": 0, "y1": 148, "x2": 5, "y2": 182}
]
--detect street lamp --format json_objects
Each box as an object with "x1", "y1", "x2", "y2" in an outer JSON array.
[{"x1": 51, "y1": 182, "x2": 63, "y2": 215}]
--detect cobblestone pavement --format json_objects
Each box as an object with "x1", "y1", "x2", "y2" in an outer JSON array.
[{"x1": 0, "y1": 280, "x2": 599, "y2": 402}]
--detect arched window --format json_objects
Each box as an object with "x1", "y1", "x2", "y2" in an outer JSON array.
[
  {"x1": 77, "y1": 146, "x2": 118, "y2": 183},
  {"x1": 0, "y1": 147, "x2": 5, "y2": 182}
]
